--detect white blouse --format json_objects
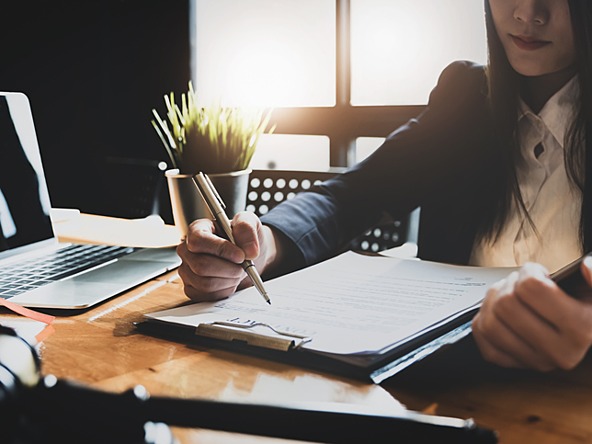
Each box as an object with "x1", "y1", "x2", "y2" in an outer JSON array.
[{"x1": 470, "y1": 76, "x2": 582, "y2": 273}]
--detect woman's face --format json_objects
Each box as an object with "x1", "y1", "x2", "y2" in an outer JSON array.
[{"x1": 489, "y1": 0, "x2": 576, "y2": 77}]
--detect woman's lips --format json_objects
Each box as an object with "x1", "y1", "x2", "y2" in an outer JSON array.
[{"x1": 510, "y1": 34, "x2": 550, "y2": 51}]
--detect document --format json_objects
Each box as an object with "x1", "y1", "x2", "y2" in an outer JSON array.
[{"x1": 141, "y1": 251, "x2": 517, "y2": 381}]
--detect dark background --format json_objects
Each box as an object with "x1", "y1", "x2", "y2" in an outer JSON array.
[{"x1": 0, "y1": 0, "x2": 191, "y2": 222}]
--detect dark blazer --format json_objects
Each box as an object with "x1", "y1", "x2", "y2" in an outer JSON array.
[{"x1": 261, "y1": 61, "x2": 502, "y2": 271}]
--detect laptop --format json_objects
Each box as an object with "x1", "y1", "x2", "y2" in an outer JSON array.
[{"x1": 0, "y1": 91, "x2": 181, "y2": 310}]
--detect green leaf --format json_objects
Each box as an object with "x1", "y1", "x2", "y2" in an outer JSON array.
[{"x1": 151, "y1": 82, "x2": 274, "y2": 173}]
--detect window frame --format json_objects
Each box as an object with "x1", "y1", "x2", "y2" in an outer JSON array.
[
  {"x1": 271, "y1": 0, "x2": 424, "y2": 167},
  {"x1": 191, "y1": 0, "x2": 426, "y2": 168}
]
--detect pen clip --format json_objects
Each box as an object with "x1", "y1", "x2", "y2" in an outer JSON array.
[
  {"x1": 194, "y1": 171, "x2": 234, "y2": 239},
  {"x1": 193, "y1": 171, "x2": 225, "y2": 218},
  {"x1": 203, "y1": 173, "x2": 226, "y2": 210}
]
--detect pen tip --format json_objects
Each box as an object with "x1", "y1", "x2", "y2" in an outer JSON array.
[{"x1": 267, "y1": 300, "x2": 271, "y2": 305}]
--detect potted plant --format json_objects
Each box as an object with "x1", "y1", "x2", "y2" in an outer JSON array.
[{"x1": 151, "y1": 82, "x2": 274, "y2": 234}]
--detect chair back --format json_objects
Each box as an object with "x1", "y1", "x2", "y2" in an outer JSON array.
[{"x1": 247, "y1": 169, "x2": 417, "y2": 253}]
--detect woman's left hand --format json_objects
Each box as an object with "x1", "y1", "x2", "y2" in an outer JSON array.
[{"x1": 472, "y1": 259, "x2": 592, "y2": 371}]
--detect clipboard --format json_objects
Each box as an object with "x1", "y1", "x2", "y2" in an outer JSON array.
[
  {"x1": 136, "y1": 310, "x2": 475, "y2": 383},
  {"x1": 137, "y1": 251, "x2": 516, "y2": 383}
]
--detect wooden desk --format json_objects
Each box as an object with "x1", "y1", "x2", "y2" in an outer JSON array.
[
  {"x1": 2, "y1": 215, "x2": 591, "y2": 443},
  {"x1": 383, "y1": 336, "x2": 592, "y2": 444},
  {"x1": 8, "y1": 273, "x2": 403, "y2": 443}
]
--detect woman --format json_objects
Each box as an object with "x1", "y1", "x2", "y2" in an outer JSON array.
[{"x1": 176, "y1": 0, "x2": 592, "y2": 372}]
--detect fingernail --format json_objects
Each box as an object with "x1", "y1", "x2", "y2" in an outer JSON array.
[{"x1": 230, "y1": 249, "x2": 245, "y2": 263}]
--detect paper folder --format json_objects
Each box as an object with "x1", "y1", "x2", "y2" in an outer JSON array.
[
  {"x1": 138, "y1": 251, "x2": 518, "y2": 382},
  {"x1": 138, "y1": 314, "x2": 474, "y2": 383}
]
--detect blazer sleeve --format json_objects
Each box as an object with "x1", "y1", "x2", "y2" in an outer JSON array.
[{"x1": 261, "y1": 61, "x2": 491, "y2": 270}]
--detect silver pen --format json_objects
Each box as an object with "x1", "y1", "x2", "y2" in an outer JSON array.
[{"x1": 193, "y1": 172, "x2": 271, "y2": 305}]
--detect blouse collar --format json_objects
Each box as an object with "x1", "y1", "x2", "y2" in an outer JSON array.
[{"x1": 518, "y1": 75, "x2": 579, "y2": 150}]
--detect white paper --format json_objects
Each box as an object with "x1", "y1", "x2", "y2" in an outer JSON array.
[
  {"x1": 146, "y1": 252, "x2": 517, "y2": 355},
  {"x1": 0, "y1": 318, "x2": 50, "y2": 344}
]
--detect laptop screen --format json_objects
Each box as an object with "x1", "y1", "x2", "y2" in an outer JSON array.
[{"x1": 0, "y1": 92, "x2": 55, "y2": 257}]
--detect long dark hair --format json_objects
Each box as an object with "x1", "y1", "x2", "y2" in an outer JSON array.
[{"x1": 482, "y1": 0, "x2": 592, "y2": 251}]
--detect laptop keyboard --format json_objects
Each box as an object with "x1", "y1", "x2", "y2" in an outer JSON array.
[{"x1": 0, "y1": 244, "x2": 135, "y2": 299}]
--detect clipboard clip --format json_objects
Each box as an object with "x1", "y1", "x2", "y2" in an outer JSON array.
[{"x1": 196, "y1": 321, "x2": 312, "y2": 352}]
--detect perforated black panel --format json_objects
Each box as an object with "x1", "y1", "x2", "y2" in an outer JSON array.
[{"x1": 247, "y1": 170, "x2": 409, "y2": 253}]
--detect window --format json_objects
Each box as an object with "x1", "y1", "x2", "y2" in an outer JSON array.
[
  {"x1": 192, "y1": 0, "x2": 335, "y2": 107},
  {"x1": 350, "y1": 0, "x2": 487, "y2": 106},
  {"x1": 191, "y1": 0, "x2": 486, "y2": 169},
  {"x1": 250, "y1": 134, "x2": 331, "y2": 171}
]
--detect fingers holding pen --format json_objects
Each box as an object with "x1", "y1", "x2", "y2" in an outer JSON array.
[
  {"x1": 231, "y1": 211, "x2": 264, "y2": 261},
  {"x1": 184, "y1": 218, "x2": 246, "y2": 264},
  {"x1": 176, "y1": 218, "x2": 247, "y2": 301}
]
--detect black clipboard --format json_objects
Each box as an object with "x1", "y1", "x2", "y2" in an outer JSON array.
[
  {"x1": 136, "y1": 251, "x2": 517, "y2": 383},
  {"x1": 551, "y1": 252, "x2": 591, "y2": 296},
  {"x1": 136, "y1": 306, "x2": 476, "y2": 384}
]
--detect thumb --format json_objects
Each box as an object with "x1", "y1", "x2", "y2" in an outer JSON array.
[{"x1": 231, "y1": 211, "x2": 263, "y2": 260}]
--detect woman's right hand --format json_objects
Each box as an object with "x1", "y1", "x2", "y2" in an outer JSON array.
[{"x1": 176, "y1": 211, "x2": 279, "y2": 302}]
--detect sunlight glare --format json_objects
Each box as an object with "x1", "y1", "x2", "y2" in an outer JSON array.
[
  {"x1": 351, "y1": 0, "x2": 487, "y2": 105},
  {"x1": 193, "y1": 0, "x2": 335, "y2": 107},
  {"x1": 192, "y1": 0, "x2": 487, "y2": 107}
]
